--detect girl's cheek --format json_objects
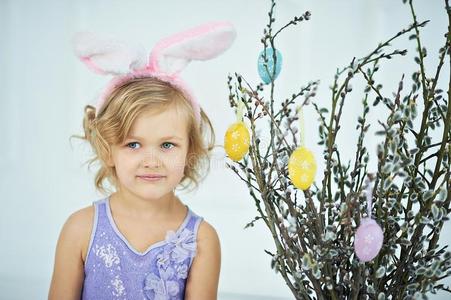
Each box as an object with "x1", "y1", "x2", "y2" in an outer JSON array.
[{"x1": 124, "y1": 153, "x2": 141, "y2": 165}]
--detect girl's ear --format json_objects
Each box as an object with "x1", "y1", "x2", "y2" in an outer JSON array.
[
  {"x1": 106, "y1": 159, "x2": 115, "y2": 168},
  {"x1": 72, "y1": 31, "x2": 147, "y2": 76},
  {"x1": 148, "y1": 21, "x2": 237, "y2": 76},
  {"x1": 104, "y1": 150, "x2": 115, "y2": 168}
]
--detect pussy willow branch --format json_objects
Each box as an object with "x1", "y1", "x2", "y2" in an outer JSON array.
[
  {"x1": 317, "y1": 25, "x2": 421, "y2": 266},
  {"x1": 373, "y1": 77, "x2": 408, "y2": 294},
  {"x1": 225, "y1": 0, "x2": 450, "y2": 298},
  {"x1": 427, "y1": 0, "x2": 451, "y2": 254},
  {"x1": 240, "y1": 72, "x2": 305, "y2": 297},
  {"x1": 392, "y1": 1, "x2": 451, "y2": 296},
  {"x1": 244, "y1": 2, "x2": 329, "y2": 294},
  {"x1": 239, "y1": 78, "x2": 320, "y2": 298}
]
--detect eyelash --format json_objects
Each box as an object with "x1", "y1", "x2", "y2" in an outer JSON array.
[{"x1": 126, "y1": 142, "x2": 176, "y2": 150}]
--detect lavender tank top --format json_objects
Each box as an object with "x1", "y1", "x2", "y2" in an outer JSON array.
[{"x1": 82, "y1": 196, "x2": 204, "y2": 300}]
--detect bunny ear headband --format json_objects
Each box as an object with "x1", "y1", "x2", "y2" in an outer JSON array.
[{"x1": 73, "y1": 21, "x2": 237, "y2": 124}]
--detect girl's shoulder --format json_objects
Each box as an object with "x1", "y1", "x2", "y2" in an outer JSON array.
[
  {"x1": 183, "y1": 218, "x2": 221, "y2": 298},
  {"x1": 63, "y1": 203, "x2": 95, "y2": 264},
  {"x1": 48, "y1": 203, "x2": 95, "y2": 298},
  {"x1": 196, "y1": 219, "x2": 220, "y2": 246}
]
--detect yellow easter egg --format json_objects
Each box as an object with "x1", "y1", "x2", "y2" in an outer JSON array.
[
  {"x1": 224, "y1": 122, "x2": 250, "y2": 161},
  {"x1": 288, "y1": 146, "x2": 317, "y2": 190}
]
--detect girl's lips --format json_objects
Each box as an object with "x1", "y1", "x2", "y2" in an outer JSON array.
[{"x1": 137, "y1": 176, "x2": 165, "y2": 182}]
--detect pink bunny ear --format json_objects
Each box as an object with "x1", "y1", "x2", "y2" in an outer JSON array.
[
  {"x1": 148, "y1": 21, "x2": 237, "y2": 75},
  {"x1": 72, "y1": 31, "x2": 147, "y2": 76}
]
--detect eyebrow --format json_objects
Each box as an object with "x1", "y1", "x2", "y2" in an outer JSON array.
[{"x1": 126, "y1": 135, "x2": 183, "y2": 141}]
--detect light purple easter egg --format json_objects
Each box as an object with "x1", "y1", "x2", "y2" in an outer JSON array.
[{"x1": 354, "y1": 218, "x2": 384, "y2": 262}]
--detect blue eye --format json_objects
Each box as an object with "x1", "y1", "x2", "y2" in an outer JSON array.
[
  {"x1": 162, "y1": 142, "x2": 175, "y2": 150},
  {"x1": 126, "y1": 142, "x2": 140, "y2": 149},
  {"x1": 125, "y1": 141, "x2": 175, "y2": 150}
]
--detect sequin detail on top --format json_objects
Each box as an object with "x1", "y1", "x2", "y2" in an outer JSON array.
[{"x1": 82, "y1": 196, "x2": 204, "y2": 300}]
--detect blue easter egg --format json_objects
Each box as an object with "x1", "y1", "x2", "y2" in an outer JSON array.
[{"x1": 257, "y1": 47, "x2": 283, "y2": 84}]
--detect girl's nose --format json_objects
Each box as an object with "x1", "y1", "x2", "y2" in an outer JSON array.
[{"x1": 141, "y1": 151, "x2": 162, "y2": 168}]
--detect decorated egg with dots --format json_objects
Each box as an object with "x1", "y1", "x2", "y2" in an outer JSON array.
[
  {"x1": 354, "y1": 218, "x2": 384, "y2": 262},
  {"x1": 224, "y1": 121, "x2": 250, "y2": 161},
  {"x1": 288, "y1": 146, "x2": 317, "y2": 190},
  {"x1": 257, "y1": 47, "x2": 283, "y2": 84}
]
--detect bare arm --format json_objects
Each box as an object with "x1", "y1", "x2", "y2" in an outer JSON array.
[
  {"x1": 184, "y1": 221, "x2": 221, "y2": 300},
  {"x1": 48, "y1": 207, "x2": 92, "y2": 300}
]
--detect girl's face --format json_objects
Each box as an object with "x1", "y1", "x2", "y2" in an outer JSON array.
[{"x1": 108, "y1": 106, "x2": 190, "y2": 201}]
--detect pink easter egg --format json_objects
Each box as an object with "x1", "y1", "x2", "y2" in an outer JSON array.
[{"x1": 354, "y1": 218, "x2": 384, "y2": 262}]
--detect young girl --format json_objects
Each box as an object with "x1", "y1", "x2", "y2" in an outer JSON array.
[{"x1": 48, "y1": 22, "x2": 236, "y2": 300}]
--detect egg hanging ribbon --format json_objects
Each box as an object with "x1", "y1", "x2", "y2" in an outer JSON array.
[{"x1": 354, "y1": 177, "x2": 384, "y2": 262}]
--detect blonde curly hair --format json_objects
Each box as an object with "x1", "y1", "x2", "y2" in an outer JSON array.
[{"x1": 70, "y1": 77, "x2": 216, "y2": 195}]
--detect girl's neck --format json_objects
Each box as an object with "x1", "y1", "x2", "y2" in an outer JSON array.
[{"x1": 109, "y1": 190, "x2": 181, "y2": 221}]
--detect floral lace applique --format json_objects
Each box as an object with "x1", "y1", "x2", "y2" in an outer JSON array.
[{"x1": 143, "y1": 228, "x2": 197, "y2": 300}]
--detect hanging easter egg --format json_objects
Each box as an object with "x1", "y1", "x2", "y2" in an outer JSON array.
[
  {"x1": 257, "y1": 47, "x2": 283, "y2": 84},
  {"x1": 224, "y1": 121, "x2": 250, "y2": 161},
  {"x1": 288, "y1": 146, "x2": 317, "y2": 190},
  {"x1": 354, "y1": 218, "x2": 384, "y2": 262}
]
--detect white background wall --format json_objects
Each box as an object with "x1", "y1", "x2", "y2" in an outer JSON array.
[{"x1": 0, "y1": 0, "x2": 449, "y2": 299}]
